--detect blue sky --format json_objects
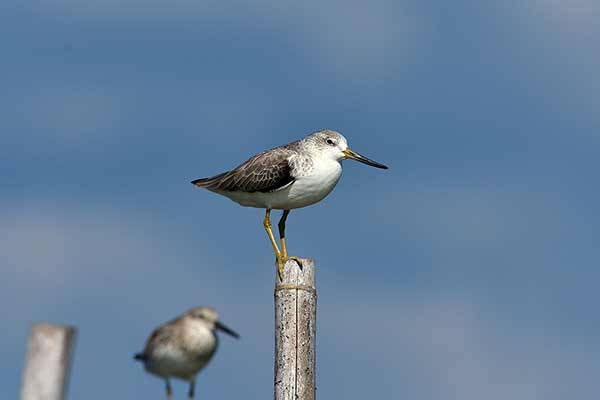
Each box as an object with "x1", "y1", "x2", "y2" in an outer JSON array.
[{"x1": 2, "y1": 1, "x2": 599, "y2": 399}]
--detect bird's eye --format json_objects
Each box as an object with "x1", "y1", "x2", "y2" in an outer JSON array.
[{"x1": 325, "y1": 138, "x2": 335, "y2": 146}]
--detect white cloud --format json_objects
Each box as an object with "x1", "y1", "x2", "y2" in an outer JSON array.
[
  {"x1": 509, "y1": 1, "x2": 600, "y2": 124},
  {"x1": 4, "y1": 81, "x2": 281, "y2": 151},
  {"x1": 372, "y1": 184, "x2": 565, "y2": 264},
  {"x1": 528, "y1": 0, "x2": 600, "y2": 28},
  {"x1": 1, "y1": 204, "x2": 162, "y2": 290},
  {"x1": 2, "y1": 200, "x2": 596, "y2": 400},
  {"x1": 32, "y1": 89, "x2": 121, "y2": 139},
  {"x1": 25, "y1": 0, "x2": 428, "y2": 85},
  {"x1": 4, "y1": 85, "x2": 127, "y2": 152},
  {"x1": 321, "y1": 291, "x2": 596, "y2": 400},
  {"x1": 280, "y1": 1, "x2": 427, "y2": 82},
  {"x1": 0, "y1": 200, "x2": 268, "y2": 314}
]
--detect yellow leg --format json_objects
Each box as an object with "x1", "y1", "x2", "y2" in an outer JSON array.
[
  {"x1": 264, "y1": 209, "x2": 286, "y2": 280},
  {"x1": 263, "y1": 209, "x2": 282, "y2": 258},
  {"x1": 264, "y1": 209, "x2": 302, "y2": 280}
]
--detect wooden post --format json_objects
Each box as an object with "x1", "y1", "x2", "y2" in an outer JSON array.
[
  {"x1": 274, "y1": 258, "x2": 316, "y2": 400},
  {"x1": 21, "y1": 323, "x2": 77, "y2": 400}
]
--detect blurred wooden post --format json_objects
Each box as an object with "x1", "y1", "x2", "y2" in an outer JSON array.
[
  {"x1": 274, "y1": 258, "x2": 316, "y2": 400},
  {"x1": 21, "y1": 323, "x2": 77, "y2": 400}
]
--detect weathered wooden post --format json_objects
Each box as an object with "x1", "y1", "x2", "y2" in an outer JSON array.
[
  {"x1": 274, "y1": 258, "x2": 317, "y2": 400},
  {"x1": 21, "y1": 323, "x2": 77, "y2": 400}
]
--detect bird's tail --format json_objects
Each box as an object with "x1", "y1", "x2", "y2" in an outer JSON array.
[
  {"x1": 191, "y1": 172, "x2": 228, "y2": 190},
  {"x1": 133, "y1": 353, "x2": 146, "y2": 361}
]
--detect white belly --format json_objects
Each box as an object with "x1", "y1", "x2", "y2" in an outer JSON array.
[
  {"x1": 217, "y1": 160, "x2": 342, "y2": 210},
  {"x1": 146, "y1": 352, "x2": 210, "y2": 381}
]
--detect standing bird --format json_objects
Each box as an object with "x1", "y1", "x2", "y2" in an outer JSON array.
[
  {"x1": 192, "y1": 130, "x2": 388, "y2": 279},
  {"x1": 134, "y1": 306, "x2": 239, "y2": 400}
]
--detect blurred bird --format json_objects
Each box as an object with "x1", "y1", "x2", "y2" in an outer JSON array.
[
  {"x1": 134, "y1": 306, "x2": 239, "y2": 400},
  {"x1": 192, "y1": 130, "x2": 388, "y2": 279}
]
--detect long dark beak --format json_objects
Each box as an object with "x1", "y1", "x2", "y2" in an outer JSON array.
[
  {"x1": 216, "y1": 321, "x2": 240, "y2": 339},
  {"x1": 343, "y1": 148, "x2": 388, "y2": 169}
]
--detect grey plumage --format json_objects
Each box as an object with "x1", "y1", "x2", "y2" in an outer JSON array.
[
  {"x1": 190, "y1": 133, "x2": 334, "y2": 194},
  {"x1": 192, "y1": 148, "x2": 296, "y2": 193}
]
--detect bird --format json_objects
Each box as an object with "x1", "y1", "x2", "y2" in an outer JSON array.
[
  {"x1": 191, "y1": 130, "x2": 388, "y2": 280},
  {"x1": 134, "y1": 306, "x2": 239, "y2": 400}
]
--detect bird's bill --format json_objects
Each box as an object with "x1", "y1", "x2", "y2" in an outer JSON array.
[
  {"x1": 216, "y1": 321, "x2": 240, "y2": 339},
  {"x1": 343, "y1": 148, "x2": 388, "y2": 169}
]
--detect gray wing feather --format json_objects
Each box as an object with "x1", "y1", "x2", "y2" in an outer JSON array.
[
  {"x1": 139, "y1": 323, "x2": 176, "y2": 358},
  {"x1": 192, "y1": 149, "x2": 295, "y2": 193}
]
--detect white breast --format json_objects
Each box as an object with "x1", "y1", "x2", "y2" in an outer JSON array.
[{"x1": 280, "y1": 158, "x2": 342, "y2": 209}]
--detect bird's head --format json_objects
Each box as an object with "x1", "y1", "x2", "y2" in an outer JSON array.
[
  {"x1": 186, "y1": 306, "x2": 240, "y2": 339},
  {"x1": 309, "y1": 130, "x2": 388, "y2": 169}
]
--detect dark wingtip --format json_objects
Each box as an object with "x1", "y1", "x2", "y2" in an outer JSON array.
[{"x1": 191, "y1": 177, "x2": 213, "y2": 187}]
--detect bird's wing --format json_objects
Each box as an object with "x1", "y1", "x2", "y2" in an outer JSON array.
[
  {"x1": 143, "y1": 323, "x2": 176, "y2": 354},
  {"x1": 192, "y1": 149, "x2": 295, "y2": 193}
]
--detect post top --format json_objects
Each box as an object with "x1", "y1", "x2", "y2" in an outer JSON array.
[{"x1": 275, "y1": 258, "x2": 316, "y2": 288}]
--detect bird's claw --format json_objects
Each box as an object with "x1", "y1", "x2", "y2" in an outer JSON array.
[{"x1": 276, "y1": 255, "x2": 303, "y2": 281}]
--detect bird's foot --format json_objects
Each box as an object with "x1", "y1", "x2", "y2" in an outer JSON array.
[{"x1": 276, "y1": 255, "x2": 303, "y2": 281}]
